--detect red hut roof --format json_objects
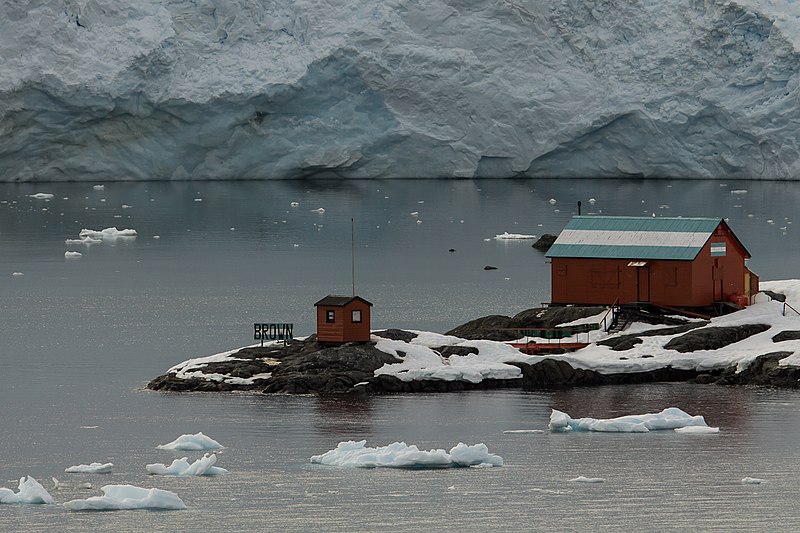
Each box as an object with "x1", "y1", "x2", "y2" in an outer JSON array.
[{"x1": 314, "y1": 295, "x2": 373, "y2": 307}]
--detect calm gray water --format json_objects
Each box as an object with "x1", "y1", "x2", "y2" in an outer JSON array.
[{"x1": 1, "y1": 178, "x2": 799, "y2": 531}]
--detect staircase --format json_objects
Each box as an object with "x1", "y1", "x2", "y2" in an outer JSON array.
[{"x1": 606, "y1": 309, "x2": 632, "y2": 334}]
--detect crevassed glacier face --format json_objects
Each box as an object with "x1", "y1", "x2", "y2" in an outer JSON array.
[{"x1": 2, "y1": 0, "x2": 800, "y2": 181}]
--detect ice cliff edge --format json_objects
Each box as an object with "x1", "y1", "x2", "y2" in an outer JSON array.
[{"x1": 4, "y1": 0, "x2": 800, "y2": 181}]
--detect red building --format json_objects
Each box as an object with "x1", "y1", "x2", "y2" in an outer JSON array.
[
  {"x1": 546, "y1": 216, "x2": 759, "y2": 308},
  {"x1": 314, "y1": 295, "x2": 373, "y2": 344}
]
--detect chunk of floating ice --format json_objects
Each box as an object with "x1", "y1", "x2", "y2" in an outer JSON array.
[
  {"x1": 310, "y1": 440, "x2": 503, "y2": 468},
  {"x1": 121, "y1": 204, "x2": 132, "y2": 209},
  {"x1": 146, "y1": 453, "x2": 228, "y2": 477},
  {"x1": 494, "y1": 232, "x2": 536, "y2": 240},
  {"x1": 549, "y1": 198, "x2": 557, "y2": 204},
  {"x1": 674, "y1": 425, "x2": 720, "y2": 434},
  {"x1": 194, "y1": 198, "x2": 203, "y2": 202},
  {"x1": 741, "y1": 477, "x2": 764, "y2": 484},
  {"x1": 290, "y1": 201, "x2": 299, "y2": 207},
  {"x1": 311, "y1": 207, "x2": 325, "y2": 214},
  {"x1": 569, "y1": 476, "x2": 605, "y2": 483},
  {"x1": 730, "y1": 189, "x2": 748, "y2": 195},
  {"x1": 65, "y1": 251, "x2": 82, "y2": 258},
  {"x1": 65, "y1": 462, "x2": 114, "y2": 474},
  {"x1": 29, "y1": 193, "x2": 54, "y2": 199},
  {"x1": 63, "y1": 484, "x2": 186, "y2": 511},
  {"x1": 588, "y1": 198, "x2": 596, "y2": 204},
  {"x1": 502, "y1": 429, "x2": 545, "y2": 434},
  {"x1": 92, "y1": 185, "x2": 105, "y2": 190},
  {"x1": 156, "y1": 432, "x2": 224, "y2": 451},
  {"x1": 12, "y1": 272, "x2": 23, "y2": 276},
  {"x1": 0, "y1": 476, "x2": 55, "y2": 504},
  {"x1": 79, "y1": 227, "x2": 137, "y2": 240},
  {"x1": 410, "y1": 211, "x2": 419, "y2": 216},
  {"x1": 549, "y1": 407, "x2": 709, "y2": 433}
]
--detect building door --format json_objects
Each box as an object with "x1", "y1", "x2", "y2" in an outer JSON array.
[
  {"x1": 637, "y1": 267, "x2": 650, "y2": 302},
  {"x1": 713, "y1": 264, "x2": 723, "y2": 301}
]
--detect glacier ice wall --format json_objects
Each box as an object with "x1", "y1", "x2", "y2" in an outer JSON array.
[{"x1": 3, "y1": 0, "x2": 800, "y2": 181}]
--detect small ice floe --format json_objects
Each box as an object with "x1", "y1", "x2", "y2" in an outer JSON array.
[
  {"x1": 0, "y1": 476, "x2": 55, "y2": 504},
  {"x1": 12, "y1": 272, "x2": 23, "y2": 277},
  {"x1": 146, "y1": 453, "x2": 227, "y2": 477},
  {"x1": 156, "y1": 432, "x2": 224, "y2": 451},
  {"x1": 730, "y1": 189, "x2": 748, "y2": 195},
  {"x1": 153, "y1": 235, "x2": 161, "y2": 239},
  {"x1": 121, "y1": 204, "x2": 132, "y2": 209},
  {"x1": 741, "y1": 477, "x2": 764, "y2": 485},
  {"x1": 194, "y1": 198, "x2": 203, "y2": 202},
  {"x1": 569, "y1": 476, "x2": 605, "y2": 483},
  {"x1": 494, "y1": 232, "x2": 536, "y2": 240},
  {"x1": 92, "y1": 185, "x2": 105, "y2": 190},
  {"x1": 410, "y1": 211, "x2": 419, "y2": 216},
  {"x1": 65, "y1": 237, "x2": 101, "y2": 245},
  {"x1": 65, "y1": 462, "x2": 114, "y2": 474},
  {"x1": 447, "y1": 485, "x2": 456, "y2": 491},
  {"x1": 79, "y1": 227, "x2": 137, "y2": 241},
  {"x1": 416, "y1": 220, "x2": 422, "y2": 224},
  {"x1": 65, "y1": 251, "x2": 82, "y2": 259},
  {"x1": 52, "y1": 478, "x2": 60, "y2": 490},
  {"x1": 310, "y1": 440, "x2": 503, "y2": 469},
  {"x1": 311, "y1": 207, "x2": 325, "y2": 214},
  {"x1": 549, "y1": 407, "x2": 709, "y2": 433},
  {"x1": 549, "y1": 198, "x2": 557, "y2": 204},
  {"x1": 674, "y1": 426, "x2": 720, "y2": 434},
  {"x1": 63, "y1": 485, "x2": 186, "y2": 511},
  {"x1": 588, "y1": 198, "x2": 596, "y2": 204},
  {"x1": 502, "y1": 429, "x2": 545, "y2": 434},
  {"x1": 29, "y1": 193, "x2": 54, "y2": 200}
]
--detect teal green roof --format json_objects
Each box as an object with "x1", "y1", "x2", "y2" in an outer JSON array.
[{"x1": 546, "y1": 216, "x2": 729, "y2": 260}]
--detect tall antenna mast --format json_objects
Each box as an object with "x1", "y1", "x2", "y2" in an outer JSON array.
[{"x1": 351, "y1": 218, "x2": 356, "y2": 296}]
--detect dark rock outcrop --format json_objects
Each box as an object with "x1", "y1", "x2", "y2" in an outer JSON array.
[
  {"x1": 532, "y1": 234, "x2": 557, "y2": 251},
  {"x1": 445, "y1": 306, "x2": 606, "y2": 341},
  {"x1": 773, "y1": 330, "x2": 800, "y2": 343},
  {"x1": 664, "y1": 324, "x2": 771, "y2": 353},
  {"x1": 373, "y1": 329, "x2": 418, "y2": 342},
  {"x1": 713, "y1": 352, "x2": 799, "y2": 387},
  {"x1": 368, "y1": 374, "x2": 521, "y2": 393},
  {"x1": 519, "y1": 359, "x2": 709, "y2": 390}
]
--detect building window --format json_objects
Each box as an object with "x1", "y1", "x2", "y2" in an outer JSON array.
[
  {"x1": 351, "y1": 309, "x2": 362, "y2": 323},
  {"x1": 326, "y1": 310, "x2": 335, "y2": 323}
]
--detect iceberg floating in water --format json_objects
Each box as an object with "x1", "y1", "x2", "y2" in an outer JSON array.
[
  {"x1": 310, "y1": 440, "x2": 503, "y2": 469},
  {"x1": 146, "y1": 453, "x2": 228, "y2": 476},
  {"x1": 156, "y1": 432, "x2": 224, "y2": 451},
  {"x1": 548, "y1": 407, "x2": 709, "y2": 433},
  {"x1": 741, "y1": 477, "x2": 764, "y2": 484},
  {"x1": 65, "y1": 462, "x2": 114, "y2": 474},
  {"x1": 0, "y1": 476, "x2": 55, "y2": 504},
  {"x1": 63, "y1": 484, "x2": 187, "y2": 511},
  {"x1": 79, "y1": 227, "x2": 137, "y2": 240},
  {"x1": 494, "y1": 232, "x2": 536, "y2": 240},
  {"x1": 29, "y1": 193, "x2": 54, "y2": 199},
  {"x1": 569, "y1": 476, "x2": 605, "y2": 483}
]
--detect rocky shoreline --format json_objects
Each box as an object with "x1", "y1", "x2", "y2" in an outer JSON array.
[{"x1": 147, "y1": 298, "x2": 800, "y2": 394}]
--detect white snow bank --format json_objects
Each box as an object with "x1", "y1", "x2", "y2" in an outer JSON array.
[
  {"x1": 65, "y1": 462, "x2": 114, "y2": 474},
  {"x1": 310, "y1": 440, "x2": 503, "y2": 468},
  {"x1": 549, "y1": 407, "x2": 709, "y2": 433},
  {"x1": 0, "y1": 476, "x2": 55, "y2": 504},
  {"x1": 494, "y1": 232, "x2": 536, "y2": 240},
  {"x1": 156, "y1": 432, "x2": 224, "y2": 451},
  {"x1": 373, "y1": 336, "x2": 522, "y2": 383},
  {"x1": 146, "y1": 453, "x2": 228, "y2": 476},
  {"x1": 63, "y1": 485, "x2": 186, "y2": 511}
]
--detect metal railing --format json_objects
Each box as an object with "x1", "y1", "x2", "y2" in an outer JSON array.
[
  {"x1": 601, "y1": 298, "x2": 620, "y2": 332},
  {"x1": 784, "y1": 302, "x2": 800, "y2": 317}
]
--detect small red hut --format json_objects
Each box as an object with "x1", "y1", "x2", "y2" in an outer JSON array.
[
  {"x1": 546, "y1": 216, "x2": 759, "y2": 308},
  {"x1": 314, "y1": 295, "x2": 373, "y2": 344}
]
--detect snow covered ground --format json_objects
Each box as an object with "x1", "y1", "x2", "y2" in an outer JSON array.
[{"x1": 156, "y1": 280, "x2": 800, "y2": 389}]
